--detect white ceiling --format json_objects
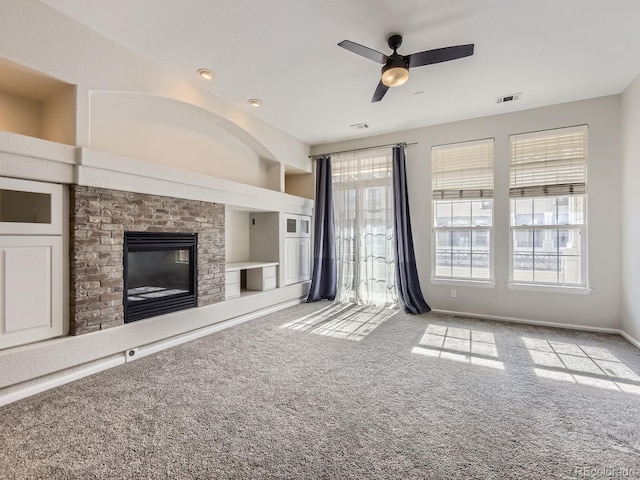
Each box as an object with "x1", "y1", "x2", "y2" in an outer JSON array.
[{"x1": 41, "y1": 0, "x2": 640, "y2": 146}]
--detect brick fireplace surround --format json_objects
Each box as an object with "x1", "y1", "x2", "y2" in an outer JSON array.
[{"x1": 70, "y1": 185, "x2": 225, "y2": 335}]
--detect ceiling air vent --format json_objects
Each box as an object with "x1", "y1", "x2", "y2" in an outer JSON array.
[
  {"x1": 350, "y1": 123, "x2": 369, "y2": 130},
  {"x1": 496, "y1": 93, "x2": 522, "y2": 104}
]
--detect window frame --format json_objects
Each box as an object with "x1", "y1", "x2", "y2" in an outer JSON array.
[
  {"x1": 431, "y1": 138, "x2": 495, "y2": 283},
  {"x1": 508, "y1": 126, "x2": 588, "y2": 288}
]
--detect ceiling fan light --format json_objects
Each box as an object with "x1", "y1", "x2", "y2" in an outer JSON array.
[{"x1": 381, "y1": 65, "x2": 409, "y2": 87}]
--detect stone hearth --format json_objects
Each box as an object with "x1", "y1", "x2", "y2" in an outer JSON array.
[{"x1": 70, "y1": 185, "x2": 224, "y2": 335}]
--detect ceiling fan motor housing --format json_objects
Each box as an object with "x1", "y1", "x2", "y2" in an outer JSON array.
[{"x1": 388, "y1": 34, "x2": 403, "y2": 51}]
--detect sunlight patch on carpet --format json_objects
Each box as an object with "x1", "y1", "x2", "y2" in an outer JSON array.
[
  {"x1": 281, "y1": 303, "x2": 398, "y2": 341},
  {"x1": 412, "y1": 324, "x2": 505, "y2": 370},
  {"x1": 523, "y1": 338, "x2": 640, "y2": 395}
]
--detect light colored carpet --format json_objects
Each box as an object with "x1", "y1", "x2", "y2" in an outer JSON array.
[
  {"x1": 280, "y1": 303, "x2": 397, "y2": 341},
  {"x1": 1, "y1": 302, "x2": 639, "y2": 479}
]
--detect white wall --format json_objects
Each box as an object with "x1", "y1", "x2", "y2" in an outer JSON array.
[
  {"x1": 311, "y1": 96, "x2": 622, "y2": 330},
  {"x1": 621, "y1": 74, "x2": 640, "y2": 342},
  {"x1": 225, "y1": 209, "x2": 250, "y2": 262},
  {"x1": 41, "y1": 85, "x2": 76, "y2": 146},
  {"x1": 0, "y1": 91, "x2": 41, "y2": 138}
]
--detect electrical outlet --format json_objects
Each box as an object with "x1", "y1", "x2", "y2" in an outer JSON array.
[
  {"x1": 450, "y1": 289, "x2": 457, "y2": 298},
  {"x1": 125, "y1": 347, "x2": 139, "y2": 362}
]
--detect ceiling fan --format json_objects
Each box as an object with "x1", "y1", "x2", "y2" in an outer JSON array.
[{"x1": 338, "y1": 35, "x2": 474, "y2": 102}]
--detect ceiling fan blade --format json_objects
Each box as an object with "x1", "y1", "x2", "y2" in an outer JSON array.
[
  {"x1": 407, "y1": 44, "x2": 474, "y2": 68},
  {"x1": 338, "y1": 40, "x2": 388, "y2": 64},
  {"x1": 371, "y1": 81, "x2": 389, "y2": 103}
]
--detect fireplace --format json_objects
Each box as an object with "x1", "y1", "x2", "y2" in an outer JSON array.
[{"x1": 123, "y1": 232, "x2": 198, "y2": 323}]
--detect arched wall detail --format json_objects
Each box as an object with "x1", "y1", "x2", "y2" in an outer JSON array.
[{"x1": 89, "y1": 91, "x2": 282, "y2": 189}]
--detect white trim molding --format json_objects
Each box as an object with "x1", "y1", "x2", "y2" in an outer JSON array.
[
  {"x1": 507, "y1": 283, "x2": 592, "y2": 295},
  {"x1": 430, "y1": 278, "x2": 496, "y2": 288},
  {"x1": 619, "y1": 330, "x2": 640, "y2": 350},
  {"x1": 431, "y1": 308, "x2": 620, "y2": 334}
]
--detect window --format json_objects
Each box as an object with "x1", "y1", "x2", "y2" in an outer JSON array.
[
  {"x1": 510, "y1": 125, "x2": 587, "y2": 286},
  {"x1": 432, "y1": 139, "x2": 494, "y2": 280}
]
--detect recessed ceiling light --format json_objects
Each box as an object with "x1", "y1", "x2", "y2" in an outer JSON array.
[
  {"x1": 248, "y1": 99, "x2": 262, "y2": 108},
  {"x1": 197, "y1": 68, "x2": 215, "y2": 80}
]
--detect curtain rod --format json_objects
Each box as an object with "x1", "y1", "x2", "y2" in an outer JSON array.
[{"x1": 309, "y1": 142, "x2": 418, "y2": 158}]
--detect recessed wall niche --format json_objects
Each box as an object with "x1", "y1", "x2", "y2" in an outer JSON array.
[
  {"x1": 285, "y1": 171, "x2": 314, "y2": 200},
  {"x1": 0, "y1": 57, "x2": 76, "y2": 145}
]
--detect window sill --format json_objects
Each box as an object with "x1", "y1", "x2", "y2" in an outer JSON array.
[
  {"x1": 430, "y1": 278, "x2": 496, "y2": 288},
  {"x1": 507, "y1": 283, "x2": 592, "y2": 295}
]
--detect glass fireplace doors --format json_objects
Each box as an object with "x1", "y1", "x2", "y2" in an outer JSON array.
[{"x1": 123, "y1": 232, "x2": 197, "y2": 323}]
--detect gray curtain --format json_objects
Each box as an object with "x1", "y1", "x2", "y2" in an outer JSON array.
[
  {"x1": 392, "y1": 145, "x2": 430, "y2": 314},
  {"x1": 307, "y1": 156, "x2": 337, "y2": 302}
]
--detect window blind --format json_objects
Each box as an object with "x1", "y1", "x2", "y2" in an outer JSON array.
[
  {"x1": 432, "y1": 138, "x2": 494, "y2": 200},
  {"x1": 510, "y1": 125, "x2": 587, "y2": 197},
  {"x1": 332, "y1": 147, "x2": 392, "y2": 185}
]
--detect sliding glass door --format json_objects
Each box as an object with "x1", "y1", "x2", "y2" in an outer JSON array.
[{"x1": 332, "y1": 148, "x2": 397, "y2": 308}]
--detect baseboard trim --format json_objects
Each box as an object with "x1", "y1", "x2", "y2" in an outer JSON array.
[
  {"x1": 430, "y1": 309, "x2": 621, "y2": 334},
  {"x1": 0, "y1": 355, "x2": 124, "y2": 407},
  {"x1": 133, "y1": 298, "x2": 303, "y2": 360},
  {"x1": 431, "y1": 309, "x2": 640, "y2": 349},
  {"x1": 0, "y1": 298, "x2": 303, "y2": 407},
  {"x1": 619, "y1": 330, "x2": 640, "y2": 349}
]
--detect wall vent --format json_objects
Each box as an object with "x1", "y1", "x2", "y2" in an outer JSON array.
[
  {"x1": 496, "y1": 93, "x2": 522, "y2": 104},
  {"x1": 350, "y1": 123, "x2": 369, "y2": 130}
]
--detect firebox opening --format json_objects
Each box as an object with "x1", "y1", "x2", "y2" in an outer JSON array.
[{"x1": 124, "y1": 232, "x2": 197, "y2": 323}]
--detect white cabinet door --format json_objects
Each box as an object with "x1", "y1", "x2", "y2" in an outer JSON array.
[
  {"x1": 0, "y1": 236, "x2": 63, "y2": 350},
  {"x1": 225, "y1": 270, "x2": 241, "y2": 299},
  {"x1": 298, "y1": 216, "x2": 311, "y2": 237},
  {"x1": 285, "y1": 238, "x2": 299, "y2": 285},
  {"x1": 0, "y1": 178, "x2": 63, "y2": 235},
  {"x1": 298, "y1": 238, "x2": 311, "y2": 282},
  {"x1": 284, "y1": 215, "x2": 298, "y2": 237}
]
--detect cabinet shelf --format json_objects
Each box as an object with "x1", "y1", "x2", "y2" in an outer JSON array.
[{"x1": 225, "y1": 261, "x2": 279, "y2": 300}]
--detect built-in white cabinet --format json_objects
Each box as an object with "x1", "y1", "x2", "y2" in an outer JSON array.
[
  {"x1": 225, "y1": 262, "x2": 279, "y2": 299},
  {"x1": 298, "y1": 237, "x2": 311, "y2": 282},
  {"x1": 284, "y1": 214, "x2": 311, "y2": 285},
  {"x1": 285, "y1": 238, "x2": 300, "y2": 285},
  {"x1": 0, "y1": 178, "x2": 63, "y2": 235},
  {"x1": 0, "y1": 236, "x2": 63, "y2": 349},
  {"x1": 225, "y1": 209, "x2": 282, "y2": 299},
  {"x1": 247, "y1": 265, "x2": 277, "y2": 291},
  {"x1": 225, "y1": 270, "x2": 241, "y2": 299},
  {"x1": 285, "y1": 214, "x2": 311, "y2": 238},
  {"x1": 0, "y1": 177, "x2": 64, "y2": 350},
  {"x1": 225, "y1": 209, "x2": 312, "y2": 295}
]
